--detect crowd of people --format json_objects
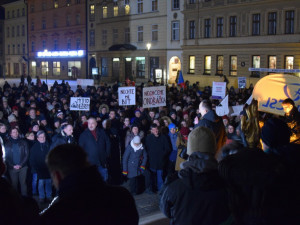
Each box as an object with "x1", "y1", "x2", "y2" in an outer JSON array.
[{"x1": 0, "y1": 77, "x2": 299, "y2": 225}]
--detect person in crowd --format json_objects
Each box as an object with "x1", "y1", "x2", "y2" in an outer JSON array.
[
  {"x1": 281, "y1": 98, "x2": 300, "y2": 144},
  {"x1": 122, "y1": 136, "x2": 147, "y2": 195},
  {"x1": 39, "y1": 144, "x2": 139, "y2": 225},
  {"x1": 25, "y1": 131, "x2": 37, "y2": 196},
  {"x1": 160, "y1": 126, "x2": 230, "y2": 225},
  {"x1": 145, "y1": 124, "x2": 171, "y2": 193},
  {"x1": 79, "y1": 117, "x2": 110, "y2": 182},
  {"x1": 26, "y1": 108, "x2": 38, "y2": 132},
  {"x1": 195, "y1": 99, "x2": 226, "y2": 159},
  {"x1": 30, "y1": 130, "x2": 52, "y2": 203},
  {"x1": 5, "y1": 127, "x2": 29, "y2": 196},
  {"x1": 99, "y1": 104, "x2": 109, "y2": 120},
  {"x1": 125, "y1": 124, "x2": 145, "y2": 148},
  {"x1": 50, "y1": 124, "x2": 74, "y2": 150}
]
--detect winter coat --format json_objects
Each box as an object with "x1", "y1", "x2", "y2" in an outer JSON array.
[
  {"x1": 5, "y1": 137, "x2": 29, "y2": 169},
  {"x1": 122, "y1": 141, "x2": 147, "y2": 178},
  {"x1": 38, "y1": 166, "x2": 139, "y2": 225},
  {"x1": 50, "y1": 131, "x2": 74, "y2": 150},
  {"x1": 160, "y1": 152, "x2": 230, "y2": 225},
  {"x1": 79, "y1": 128, "x2": 111, "y2": 167},
  {"x1": 145, "y1": 134, "x2": 171, "y2": 170},
  {"x1": 29, "y1": 141, "x2": 51, "y2": 179}
]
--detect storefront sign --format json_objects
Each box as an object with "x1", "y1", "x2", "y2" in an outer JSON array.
[
  {"x1": 143, "y1": 86, "x2": 166, "y2": 108},
  {"x1": 118, "y1": 87, "x2": 136, "y2": 106},
  {"x1": 70, "y1": 97, "x2": 90, "y2": 111},
  {"x1": 37, "y1": 50, "x2": 85, "y2": 58}
]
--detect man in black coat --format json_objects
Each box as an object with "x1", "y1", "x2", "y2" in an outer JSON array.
[
  {"x1": 145, "y1": 124, "x2": 171, "y2": 192},
  {"x1": 39, "y1": 144, "x2": 138, "y2": 225},
  {"x1": 50, "y1": 124, "x2": 74, "y2": 150},
  {"x1": 79, "y1": 117, "x2": 110, "y2": 182}
]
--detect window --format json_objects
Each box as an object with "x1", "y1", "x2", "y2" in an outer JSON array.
[
  {"x1": 230, "y1": 56, "x2": 237, "y2": 76},
  {"x1": 31, "y1": 21, "x2": 34, "y2": 31},
  {"x1": 12, "y1": 10, "x2": 15, "y2": 18},
  {"x1": 252, "y1": 13, "x2": 260, "y2": 36},
  {"x1": 171, "y1": 21, "x2": 179, "y2": 41},
  {"x1": 42, "y1": 40, "x2": 46, "y2": 49},
  {"x1": 125, "y1": 27, "x2": 130, "y2": 43},
  {"x1": 217, "y1": 17, "x2": 223, "y2": 37},
  {"x1": 31, "y1": 41, "x2": 35, "y2": 52},
  {"x1": 189, "y1": 56, "x2": 195, "y2": 74},
  {"x1": 268, "y1": 56, "x2": 276, "y2": 69},
  {"x1": 114, "y1": 6, "x2": 118, "y2": 17},
  {"x1": 17, "y1": 25, "x2": 20, "y2": 36},
  {"x1": 42, "y1": 18, "x2": 46, "y2": 29},
  {"x1": 22, "y1": 44, "x2": 25, "y2": 54},
  {"x1": 42, "y1": 2, "x2": 46, "y2": 10},
  {"x1": 90, "y1": 4, "x2": 95, "y2": 21},
  {"x1": 7, "y1": 45, "x2": 10, "y2": 55},
  {"x1": 103, "y1": 6, "x2": 107, "y2": 18},
  {"x1": 53, "y1": 62, "x2": 61, "y2": 76},
  {"x1": 216, "y1": 55, "x2": 224, "y2": 75},
  {"x1": 252, "y1": 55, "x2": 260, "y2": 77},
  {"x1": 6, "y1": 27, "x2": 9, "y2": 37},
  {"x1": 76, "y1": 0, "x2": 80, "y2": 4},
  {"x1": 30, "y1": 4, "x2": 34, "y2": 13},
  {"x1": 31, "y1": 61, "x2": 37, "y2": 76},
  {"x1": 152, "y1": 0, "x2": 158, "y2": 11},
  {"x1": 90, "y1": 30, "x2": 95, "y2": 46},
  {"x1": 204, "y1": 56, "x2": 211, "y2": 75},
  {"x1": 76, "y1": 38, "x2": 81, "y2": 49},
  {"x1": 68, "y1": 61, "x2": 81, "y2": 77},
  {"x1": 76, "y1": 14, "x2": 80, "y2": 25},
  {"x1": 137, "y1": 0, "x2": 143, "y2": 14},
  {"x1": 125, "y1": 4, "x2": 130, "y2": 15},
  {"x1": 13, "y1": 63, "x2": 19, "y2": 75},
  {"x1": 7, "y1": 11, "x2": 10, "y2": 19},
  {"x1": 12, "y1": 26, "x2": 15, "y2": 37},
  {"x1": 152, "y1": 24, "x2": 158, "y2": 41},
  {"x1": 66, "y1": 0, "x2": 71, "y2": 7},
  {"x1": 17, "y1": 9, "x2": 20, "y2": 17},
  {"x1": 137, "y1": 26, "x2": 143, "y2": 42},
  {"x1": 189, "y1": 0, "x2": 196, "y2": 3},
  {"x1": 12, "y1": 44, "x2": 15, "y2": 54},
  {"x1": 136, "y1": 57, "x2": 145, "y2": 77},
  {"x1": 101, "y1": 58, "x2": 108, "y2": 77},
  {"x1": 53, "y1": 18, "x2": 58, "y2": 28},
  {"x1": 204, "y1": 19, "x2": 211, "y2": 38},
  {"x1": 268, "y1": 12, "x2": 276, "y2": 35},
  {"x1": 102, "y1": 30, "x2": 107, "y2": 45},
  {"x1": 172, "y1": 0, "x2": 180, "y2": 10},
  {"x1": 22, "y1": 8, "x2": 25, "y2": 16},
  {"x1": 285, "y1": 10, "x2": 294, "y2": 34},
  {"x1": 22, "y1": 25, "x2": 25, "y2": 36},
  {"x1": 54, "y1": 0, "x2": 58, "y2": 8},
  {"x1": 66, "y1": 15, "x2": 71, "y2": 26},
  {"x1": 41, "y1": 61, "x2": 48, "y2": 76},
  {"x1": 125, "y1": 0, "x2": 130, "y2": 4},
  {"x1": 189, "y1": 20, "x2": 195, "y2": 39},
  {"x1": 54, "y1": 39, "x2": 58, "y2": 50},
  {"x1": 113, "y1": 29, "x2": 118, "y2": 44},
  {"x1": 285, "y1": 56, "x2": 294, "y2": 70},
  {"x1": 67, "y1": 38, "x2": 71, "y2": 49}
]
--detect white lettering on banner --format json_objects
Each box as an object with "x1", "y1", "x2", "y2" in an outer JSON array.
[
  {"x1": 70, "y1": 97, "x2": 90, "y2": 111},
  {"x1": 118, "y1": 87, "x2": 136, "y2": 106},
  {"x1": 143, "y1": 86, "x2": 166, "y2": 108}
]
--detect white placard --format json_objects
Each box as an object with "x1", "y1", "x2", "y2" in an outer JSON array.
[
  {"x1": 238, "y1": 77, "x2": 247, "y2": 89},
  {"x1": 216, "y1": 95, "x2": 229, "y2": 116},
  {"x1": 212, "y1": 82, "x2": 226, "y2": 99},
  {"x1": 246, "y1": 94, "x2": 253, "y2": 105},
  {"x1": 118, "y1": 87, "x2": 136, "y2": 106},
  {"x1": 77, "y1": 79, "x2": 94, "y2": 86},
  {"x1": 230, "y1": 105, "x2": 244, "y2": 116},
  {"x1": 70, "y1": 97, "x2": 90, "y2": 111},
  {"x1": 143, "y1": 86, "x2": 166, "y2": 108}
]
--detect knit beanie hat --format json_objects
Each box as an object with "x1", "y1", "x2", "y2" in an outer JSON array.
[
  {"x1": 168, "y1": 123, "x2": 176, "y2": 130},
  {"x1": 261, "y1": 118, "x2": 290, "y2": 148},
  {"x1": 132, "y1": 136, "x2": 141, "y2": 144},
  {"x1": 8, "y1": 114, "x2": 17, "y2": 123},
  {"x1": 187, "y1": 126, "x2": 216, "y2": 155}
]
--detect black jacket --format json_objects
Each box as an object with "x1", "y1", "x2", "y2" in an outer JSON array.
[
  {"x1": 5, "y1": 137, "x2": 29, "y2": 169},
  {"x1": 50, "y1": 131, "x2": 75, "y2": 151},
  {"x1": 79, "y1": 128, "x2": 110, "y2": 167},
  {"x1": 39, "y1": 166, "x2": 139, "y2": 225},
  {"x1": 160, "y1": 152, "x2": 230, "y2": 225}
]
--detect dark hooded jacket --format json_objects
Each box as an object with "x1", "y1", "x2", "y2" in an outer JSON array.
[
  {"x1": 160, "y1": 152, "x2": 230, "y2": 225},
  {"x1": 50, "y1": 130, "x2": 75, "y2": 150}
]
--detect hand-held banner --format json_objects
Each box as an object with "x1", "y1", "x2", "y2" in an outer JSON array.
[
  {"x1": 70, "y1": 97, "x2": 90, "y2": 111},
  {"x1": 118, "y1": 87, "x2": 136, "y2": 106},
  {"x1": 143, "y1": 86, "x2": 166, "y2": 108},
  {"x1": 212, "y1": 82, "x2": 226, "y2": 99}
]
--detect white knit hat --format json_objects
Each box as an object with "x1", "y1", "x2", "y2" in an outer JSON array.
[{"x1": 132, "y1": 136, "x2": 141, "y2": 144}]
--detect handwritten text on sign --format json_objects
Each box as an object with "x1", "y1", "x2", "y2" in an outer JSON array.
[
  {"x1": 143, "y1": 86, "x2": 166, "y2": 108},
  {"x1": 70, "y1": 97, "x2": 90, "y2": 111},
  {"x1": 118, "y1": 87, "x2": 136, "y2": 106}
]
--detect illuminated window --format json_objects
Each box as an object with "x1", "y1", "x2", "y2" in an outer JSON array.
[
  {"x1": 31, "y1": 61, "x2": 36, "y2": 76},
  {"x1": 189, "y1": 56, "x2": 195, "y2": 74},
  {"x1": 136, "y1": 57, "x2": 145, "y2": 77},
  {"x1": 285, "y1": 56, "x2": 294, "y2": 69},
  {"x1": 252, "y1": 55, "x2": 260, "y2": 77},
  {"x1": 53, "y1": 61, "x2": 61, "y2": 75},
  {"x1": 125, "y1": 5, "x2": 130, "y2": 15},
  {"x1": 137, "y1": 0, "x2": 143, "y2": 14},
  {"x1": 230, "y1": 56, "x2": 237, "y2": 76},
  {"x1": 103, "y1": 6, "x2": 107, "y2": 18},
  {"x1": 216, "y1": 55, "x2": 224, "y2": 75},
  {"x1": 114, "y1": 6, "x2": 118, "y2": 17},
  {"x1": 41, "y1": 61, "x2": 49, "y2": 76},
  {"x1": 90, "y1": 4, "x2": 95, "y2": 21},
  {"x1": 68, "y1": 61, "x2": 81, "y2": 77},
  {"x1": 137, "y1": 26, "x2": 143, "y2": 42},
  {"x1": 268, "y1": 56, "x2": 276, "y2": 69},
  {"x1": 54, "y1": 0, "x2": 58, "y2": 8},
  {"x1": 152, "y1": 24, "x2": 158, "y2": 41},
  {"x1": 204, "y1": 56, "x2": 211, "y2": 75}
]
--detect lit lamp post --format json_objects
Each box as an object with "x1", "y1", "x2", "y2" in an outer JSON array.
[{"x1": 146, "y1": 43, "x2": 151, "y2": 80}]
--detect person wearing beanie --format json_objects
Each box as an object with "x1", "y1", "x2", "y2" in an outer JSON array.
[
  {"x1": 122, "y1": 135, "x2": 147, "y2": 195},
  {"x1": 125, "y1": 124, "x2": 145, "y2": 148},
  {"x1": 160, "y1": 126, "x2": 230, "y2": 225}
]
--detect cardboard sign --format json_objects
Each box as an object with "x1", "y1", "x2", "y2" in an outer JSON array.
[
  {"x1": 70, "y1": 97, "x2": 90, "y2": 111},
  {"x1": 238, "y1": 77, "x2": 246, "y2": 89},
  {"x1": 253, "y1": 74, "x2": 300, "y2": 116},
  {"x1": 118, "y1": 87, "x2": 136, "y2": 106},
  {"x1": 212, "y1": 82, "x2": 226, "y2": 99},
  {"x1": 216, "y1": 95, "x2": 229, "y2": 116},
  {"x1": 143, "y1": 86, "x2": 166, "y2": 108}
]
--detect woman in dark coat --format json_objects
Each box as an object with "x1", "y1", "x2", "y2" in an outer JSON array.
[{"x1": 122, "y1": 136, "x2": 147, "y2": 195}]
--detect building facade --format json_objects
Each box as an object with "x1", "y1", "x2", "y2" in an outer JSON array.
[
  {"x1": 182, "y1": 0, "x2": 300, "y2": 87},
  {"x1": 0, "y1": 6, "x2": 4, "y2": 78},
  {"x1": 87, "y1": 0, "x2": 170, "y2": 83},
  {"x1": 27, "y1": 0, "x2": 87, "y2": 80},
  {"x1": 3, "y1": 0, "x2": 27, "y2": 78}
]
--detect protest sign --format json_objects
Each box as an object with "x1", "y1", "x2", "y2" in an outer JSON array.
[
  {"x1": 118, "y1": 87, "x2": 136, "y2": 106},
  {"x1": 212, "y1": 82, "x2": 226, "y2": 99},
  {"x1": 143, "y1": 86, "x2": 166, "y2": 108},
  {"x1": 238, "y1": 77, "x2": 246, "y2": 89},
  {"x1": 77, "y1": 79, "x2": 94, "y2": 86},
  {"x1": 70, "y1": 97, "x2": 90, "y2": 111},
  {"x1": 230, "y1": 105, "x2": 244, "y2": 116},
  {"x1": 216, "y1": 95, "x2": 229, "y2": 116}
]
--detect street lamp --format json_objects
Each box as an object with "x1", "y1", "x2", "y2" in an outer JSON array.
[{"x1": 146, "y1": 43, "x2": 151, "y2": 80}]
